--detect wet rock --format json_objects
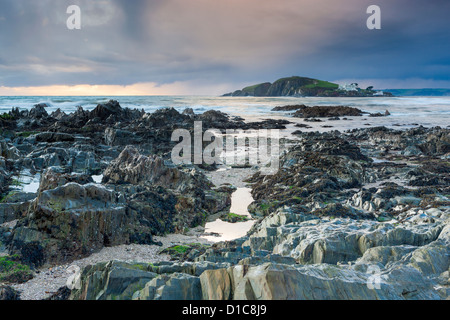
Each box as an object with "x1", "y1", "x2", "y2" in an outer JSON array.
[
  {"x1": 272, "y1": 105, "x2": 307, "y2": 112},
  {"x1": 0, "y1": 139, "x2": 21, "y2": 160},
  {"x1": 102, "y1": 146, "x2": 207, "y2": 191},
  {"x1": 102, "y1": 146, "x2": 232, "y2": 232},
  {"x1": 369, "y1": 112, "x2": 388, "y2": 117},
  {"x1": 134, "y1": 272, "x2": 202, "y2": 300},
  {"x1": 38, "y1": 167, "x2": 94, "y2": 193},
  {"x1": 293, "y1": 106, "x2": 363, "y2": 118},
  {"x1": 229, "y1": 262, "x2": 440, "y2": 300},
  {"x1": 357, "y1": 245, "x2": 417, "y2": 267},
  {"x1": 45, "y1": 286, "x2": 72, "y2": 300},
  {"x1": 247, "y1": 131, "x2": 372, "y2": 217},
  {"x1": 304, "y1": 118, "x2": 323, "y2": 122},
  {"x1": 50, "y1": 109, "x2": 67, "y2": 120},
  {"x1": 245, "y1": 119, "x2": 291, "y2": 130},
  {"x1": 182, "y1": 108, "x2": 195, "y2": 117},
  {"x1": 0, "y1": 201, "x2": 29, "y2": 224},
  {"x1": 104, "y1": 128, "x2": 141, "y2": 147},
  {"x1": 199, "y1": 110, "x2": 229, "y2": 123},
  {"x1": 9, "y1": 183, "x2": 156, "y2": 265},
  {"x1": 294, "y1": 123, "x2": 312, "y2": 129},
  {"x1": 29, "y1": 104, "x2": 49, "y2": 119},
  {"x1": 70, "y1": 261, "x2": 157, "y2": 300},
  {"x1": 34, "y1": 132, "x2": 75, "y2": 143},
  {"x1": 90, "y1": 100, "x2": 123, "y2": 120}
]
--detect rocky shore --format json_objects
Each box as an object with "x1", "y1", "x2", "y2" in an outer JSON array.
[{"x1": 0, "y1": 100, "x2": 449, "y2": 300}]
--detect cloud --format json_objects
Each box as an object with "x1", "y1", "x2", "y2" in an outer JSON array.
[
  {"x1": 0, "y1": 80, "x2": 240, "y2": 96},
  {"x1": 0, "y1": 0, "x2": 449, "y2": 93}
]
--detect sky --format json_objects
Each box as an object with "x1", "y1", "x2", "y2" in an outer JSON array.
[{"x1": 0, "y1": 0, "x2": 449, "y2": 95}]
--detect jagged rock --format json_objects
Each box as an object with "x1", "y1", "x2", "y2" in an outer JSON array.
[
  {"x1": 50, "y1": 108, "x2": 67, "y2": 120},
  {"x1": 247, "y1": 131, "x2": 373, "y2": 217},
  {"x1": 104, "y1": 128, "x2": 141, "y2": 147},
  {"x1": 102, "y1": 146, "x2": 206, "y2": 191},
  {"x1": 134, "y1": 273, "x2": 202, "y2": 300},
  {"x1": 182, "y1": 108, "x2": 195, "y2": 117},
  {"x1": 90, "y1": 100, "x2": 123, "y2": 120},
  {"x1": 102, "y1": 146, "x2": 231, "y2": 232},
  {"x1": 199, "y1": 110, "x2": 230, "y2": 123},
  {"x1": 0, "y1": 139, "x2": 21, "y2": 160},
  {"x1": 70, "y1": 261, "x2": 157, "y2": 300},
  {"x1": 38, "y1": 167, "x2": 94, "y2": 193},
  {"x1": 1, "y1": 98, "x2": 448, "y2": 301},
  {"x1": 29, "y1": 104, "x2": 49, "y2": 119}
]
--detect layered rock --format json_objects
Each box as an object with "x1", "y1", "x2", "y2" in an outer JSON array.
[{"x1": 8, "y1": 182, "x2": 156, "y2": 266}]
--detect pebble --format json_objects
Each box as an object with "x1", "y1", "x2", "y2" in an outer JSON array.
[{"x1": 11, "y1": 233, "x2": 211, "y2": 300}]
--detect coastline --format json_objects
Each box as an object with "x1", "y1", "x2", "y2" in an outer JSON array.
[{"x1": 0, "y1": 98, "x2": 449, "y2": 300}]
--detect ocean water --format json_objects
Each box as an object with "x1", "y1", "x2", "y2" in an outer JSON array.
[{"x1": 0, "y1": 95, "x2": 449, "y2": 131}]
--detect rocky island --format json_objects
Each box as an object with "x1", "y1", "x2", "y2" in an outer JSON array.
[
  {"x1": 0, "y1": 100, "x2": 448, "y2": 301},
  {"x1": 223, "y1": 76, "x2": 393, "y2": 97}
]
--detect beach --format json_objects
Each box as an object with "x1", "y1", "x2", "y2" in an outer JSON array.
[{"x1": 0, "y1": 97, "x2": 449, "y2": 300}]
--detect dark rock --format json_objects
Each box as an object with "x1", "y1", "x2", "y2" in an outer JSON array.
[
  {"x1": 35, "y1": 132, "x2": 75, "y2": 143},
  {"x1": 272, "y1": 105, "x2": 307, "y2": 112},
  {"x1": 38, "y1": 167, "x2": 94, "y2": 193},
  {"x1": 294, "y1": 106, "x2": 363, "y2": 118},
  {"x1": 294, "y1": 123, "x2": 312, "y2": 129},
  {"x1": 102, "y1": 146, "x2": 212, "y2": 191},
  {"x1": 89, "y1": 100, "x2": 123, "y2": 120},
  {"x1": 304, "y1": 118, "x2": 323, "y2": 122},
  {"x1": 45, "y1": 286, "x2": 72, "y2": 300},
  {"x1": 0, "y1": 286, "x2": 20, "y2": 300},
  {"x1": 369, "y1": 112, "x2": 385, "y2": 117},
  {"x1": 9, "y1": 182, "x2": 156, "y2": 265},
  {"x1": 29, "y1": 104, "x2": 49, "y2": 119}
]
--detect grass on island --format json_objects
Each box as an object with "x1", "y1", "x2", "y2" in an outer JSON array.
[
  {"x1": 0, "y1": 113, "x2": 14, "y2": 121},
  {"x1": 242, "y1": 84, "x2": 263, "y2": 92},
  {"x1": 303, "y1": 80, "x2": 339, "y2": 89},
  {"x1": 0, "y1": 191, "x2": 19, "y2": 203},
  {"x1": 259, "y1": 201, "x2": 279, "y2": 213},
  {"x1": 160, "y1": 243, "x2": 210, "y2": 261},
  {"x1": 221, "y1": 212, "x2": 250, "y2": 223},
  {"x1": 0, "y1": 255, "x2": 34, "y2": 284},
  {"x1": 17, "y1": 131, "x2": 38, "y2": 138},
  {"x1": 10, "y1": 179, "x2": 23, "y2": 187}
]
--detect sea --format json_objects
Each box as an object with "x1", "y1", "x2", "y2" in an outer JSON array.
[{"x1": 0, "y1": 95, "x2": 449, "y2": 132}]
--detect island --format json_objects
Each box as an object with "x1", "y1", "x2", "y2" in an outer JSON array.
[{"x1": 223, "y1": 76, "x2": 393, "y2": 97}]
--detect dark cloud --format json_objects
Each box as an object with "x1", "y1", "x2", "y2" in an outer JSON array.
[{"x1": 0, "y1": 0, "x2": 449, "y2": 92}]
